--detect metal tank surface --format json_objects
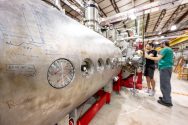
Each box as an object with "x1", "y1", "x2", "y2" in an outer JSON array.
[{"x1": 0, "y1": 0, "x2": 121, "y2": 125}]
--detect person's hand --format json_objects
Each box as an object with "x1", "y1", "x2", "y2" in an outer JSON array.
[
  {"x1": 145, "y1": 52, "x2": 149, "y2": 59},
  {"x1": 136, "y1": 50, "x2": 143, "y2": 56}
]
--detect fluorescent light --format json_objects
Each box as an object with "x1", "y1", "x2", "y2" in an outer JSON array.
[{"x1": 171, "y1": 25, "x2": 177, "y2": 31}]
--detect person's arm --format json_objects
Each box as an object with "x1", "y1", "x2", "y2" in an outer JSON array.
[
  {"x1": 146, "y1": 48, "x2": 168, "y2": 61},
  {"x1": 149, "y1": 53, "x2": 154, "y2": 57},
  {"x1": 145, "y1": 52, "x2": 163, "y2": 61}
]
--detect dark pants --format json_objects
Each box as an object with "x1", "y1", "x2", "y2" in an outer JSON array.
[
  {"x1": 144, "y1": 65, "x2": 155, "y2": 79},
  {"x1": 160, "y1": 68, "x2": 172, "y2": 103}
]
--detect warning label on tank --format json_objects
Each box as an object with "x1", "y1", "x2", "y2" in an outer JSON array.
[{"x1": 6, "y1": 64, "x2": 36, "y2": 77}]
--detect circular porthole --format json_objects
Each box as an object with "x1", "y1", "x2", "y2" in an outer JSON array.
[
  {"x1": 81, "y1": 58, "x2": 94, "y2": 77},
  {"x1": 97, "y1": 58, "x2": 104, "y2": 71},
  {"x1": 106, "y1": 58, "x2": 112, "y2": 68},
  {"x1": 47, "y1": 58, "x2": 75, "y2": 89}
]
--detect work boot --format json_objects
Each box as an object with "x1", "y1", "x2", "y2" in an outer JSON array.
[
  {"x1": 159, "y1": 97, "x2": 163, "y2": 100},
  {"x1": 157, "y1": 100, "x2": 173, "y2": 107}
]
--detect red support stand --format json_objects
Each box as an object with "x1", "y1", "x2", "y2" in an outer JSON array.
[
  {"x1": 113, "y1": 71, "x2": 143, "y2": 92},
  {"x1": 75, "y1": 71, "x2": 142, "y2": 125},
  {"x1": 113, "y1": 71, "x2": 122, "y2": 93},
  {"x1": 77, "y1": 90, "x2": 111, "y2": 125}
]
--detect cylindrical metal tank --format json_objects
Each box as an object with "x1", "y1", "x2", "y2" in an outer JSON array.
[{"x1": 0, "y1": 0, "x2": 121, "y2": 125}]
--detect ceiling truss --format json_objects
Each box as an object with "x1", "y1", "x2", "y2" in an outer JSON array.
[
  {"x1": 152, "y1": 9, "x2": 166, "y2": 32},
  {"x1": 162, "y1": 4, "x2": 187, "y2": 31},
  {"x1": 110, "y1": 0, "x2": 120, "y2": 13}
]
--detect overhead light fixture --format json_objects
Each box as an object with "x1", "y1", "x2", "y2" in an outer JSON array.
[
  {"x1": 161, "y1": 36, "x2": 164, "y2": 38},
  {"x1": 171, "y1": 25, "x2": 177, "y2": 31},
  {"x1": 158, "y1": 32, "x2": 162, "y2": 35},
  {"x1": 129, "y1": 14, "x2": 136, "y2": 20},
  {"x1": 128, "y1": 9, "x2": 136, "y2": 20},
  {"x1": 155, "y1": 41, "x2": 159, "y2": 44}
]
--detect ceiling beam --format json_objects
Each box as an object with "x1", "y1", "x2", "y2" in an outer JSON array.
[
  {"x1": 152, "y1": 9, "x2": 166, "y2": 32},
  {"x1": 162, "y1": 4, "x2": 186, "y2": 30},
  {"x1": 93, "y1": 0, "x2": 107, "y2": 17},
  {"x1": 145, "y1": 14, "x2": 150, "y2": 32},
  {"x1": 175, "y1": 8, "x2": 188, "y2": 24},
  {"x1": 99, "y1": 6, "x2": 107, "y2": 17},
  {"x1": 110, "y1": 0, "x2": 120, "y2": 13},
  {"x1": 101, "y1": 0, "x2": 182, "y2": 25},
  {"x1": 61, "y1": 1, "x2": 80, "y2": 21},
  {"x1": 42, "y1": 0, "x2": 61, "y2": 10},
  {"x1": 67, "y1": 0, "x2": 84, "y2": 8},
  {"x1": 61, "y1": 0, "x2": 83, "y2": 16},
  {"x1": 144, "y1": 0, "x2": 154, "y2": 33},
  {"x1": 131, "y1": 0, "x2": 135, "y2": 6},
  {"x1": 145, "y1": 27, "x2": 188, "y2": 38},
  {"x1": 66, "y1": 12, "x2": 79, "y2": 21},
  {"x1": 98, "y1": 0, "x2": 106, "y2": 4}
]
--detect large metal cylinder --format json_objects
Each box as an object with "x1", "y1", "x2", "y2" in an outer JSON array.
[{"x1": 0, "y1": 0, "x2": 121, "y2": 125}]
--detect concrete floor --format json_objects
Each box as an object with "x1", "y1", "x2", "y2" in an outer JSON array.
[{"x1": 90, "y1": 71, "x2": 188, "y2": 125}]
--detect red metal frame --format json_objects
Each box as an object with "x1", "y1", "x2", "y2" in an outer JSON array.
[
  {"x1": 121, "y1": 73, "x2": 142, "y2": 90},
  {"x1": 77, "y1": 90, "x2": 111, "y2": 125},
  {"x1": 74, "y1": 71, "x2": 142, "y2": 125},
  {"x1": 113, "y1": 71, "x2": 122, "y2": 93},
  {"x1": 113, "y1": 71, "x2": 143, "y2": 93}
]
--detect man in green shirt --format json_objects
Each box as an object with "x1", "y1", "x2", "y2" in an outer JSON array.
[{"x1": 145, "y1": 40, "x2": 173, "y2": 107}]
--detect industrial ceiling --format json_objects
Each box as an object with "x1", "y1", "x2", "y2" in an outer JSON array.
[{"x1": 43, "y1": 0, "x2": 188, "y2": 39}]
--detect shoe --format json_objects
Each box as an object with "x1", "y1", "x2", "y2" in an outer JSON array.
[
  {"x1": 149, "y1": 90, "x2": 155, "y2": 96},
  {"x1": 157, "y1": 100, "x2": 173, "y2": 107},
  {"x1": 145, "y1": 88, "x2": 151, "y2": 93},
  {"x1": 159, "y1": 97, "x2": 162, "y2": 100}
]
